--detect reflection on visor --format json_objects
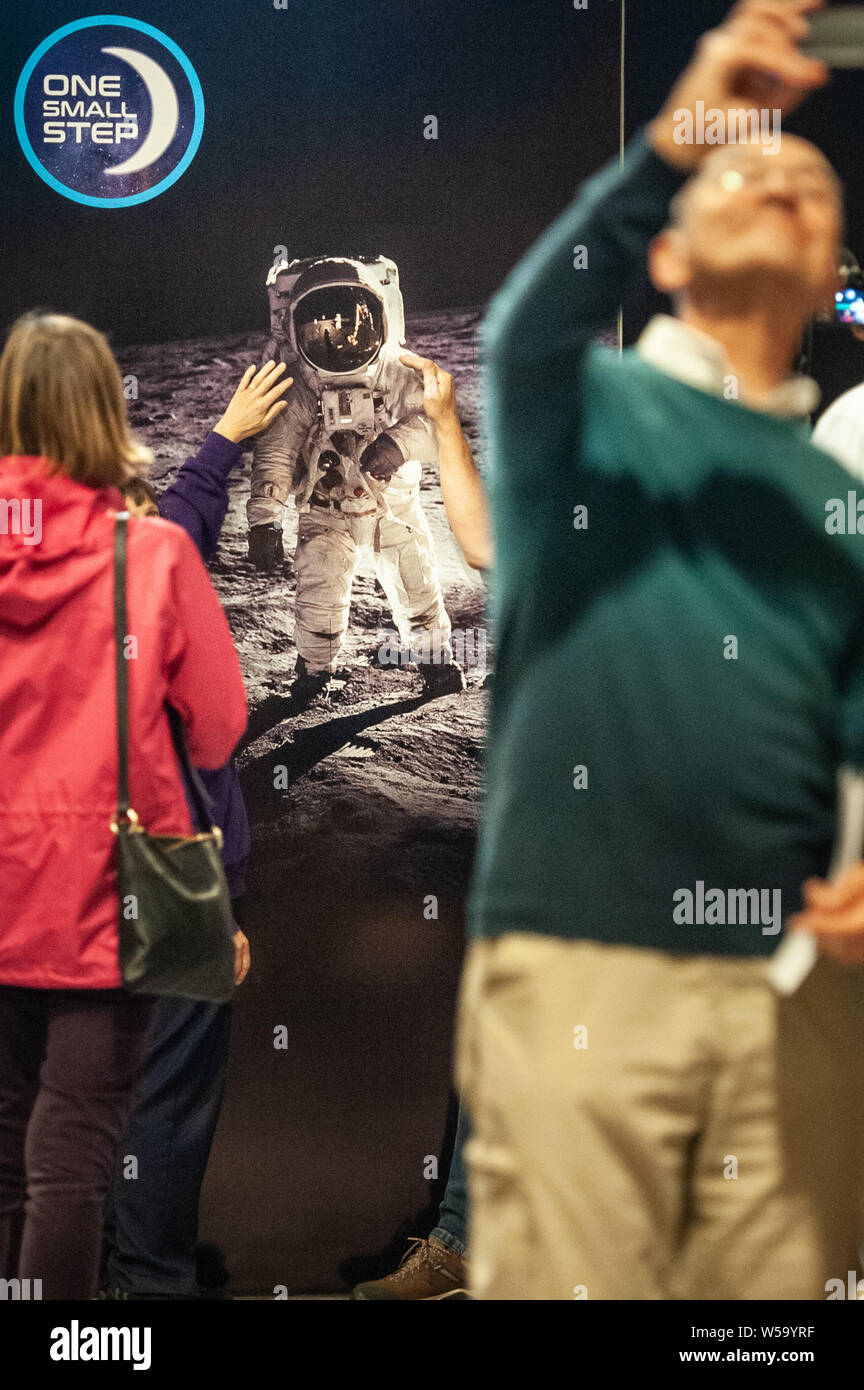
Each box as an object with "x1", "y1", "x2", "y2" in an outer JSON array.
[{"x1": 294, "y1": 286, "x2": 384, "y2": 373}]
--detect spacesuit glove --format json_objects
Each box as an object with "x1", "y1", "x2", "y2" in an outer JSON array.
[
  {"x1": 359, "y1": 433, "x2": 404, "y2": 481},
  {"x1": 248, "y1": 522, "x2": 284, "y2": 571}
]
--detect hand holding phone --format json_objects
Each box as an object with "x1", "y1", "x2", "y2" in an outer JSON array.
[{"x1": 802, "y1": 6, "x2": 864, "y2": 66}]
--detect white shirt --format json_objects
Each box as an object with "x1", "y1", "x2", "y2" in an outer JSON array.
[
  {"x1": 812, "y1": 382, "x2": 864, "y2": 482},
  {"x1": 636, "y1": 314, "x2": 821, "y2": 420}
]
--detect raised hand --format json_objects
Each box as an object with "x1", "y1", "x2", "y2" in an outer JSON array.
[
  {"x1": 649, "y1": 0, "x2": 830, "y2": 172},
  {"x1": 400, "y1": 350, "x2": 458, "y2": 426},
  {"x1": 214, "y1": 361, "x2": 293, "y2": 444}
]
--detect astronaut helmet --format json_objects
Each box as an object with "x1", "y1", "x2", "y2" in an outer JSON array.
[
  {"x1": 265, "y1": 255, "x2": 405, "y2": 385},
  {"x1": 293, "y1": 284, "x2": 384, "y2": 375}
]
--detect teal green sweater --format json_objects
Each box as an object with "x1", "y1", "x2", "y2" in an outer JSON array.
[{"x1": 470, "y1": 133, "x2": 864, "y2": 956}]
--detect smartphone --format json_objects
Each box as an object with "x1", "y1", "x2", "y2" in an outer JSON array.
[
  {"x1": 802, "y1": 6, "x2": 864, "y2": 66},
  {"x1": 836, "y1": 283, "x2": 864, "y2": 326}
]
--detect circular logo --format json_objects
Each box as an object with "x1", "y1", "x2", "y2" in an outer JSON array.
[{"x1": 14, "y1": 15, "x2": 204, "y2": 208}]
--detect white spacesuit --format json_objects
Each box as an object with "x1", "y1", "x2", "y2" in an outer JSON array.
[{"x1": 248, "y1": 254, "x2": 461, "y2": 698}]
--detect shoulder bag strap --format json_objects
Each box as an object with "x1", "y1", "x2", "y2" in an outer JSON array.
[{"x1": 114, "y1": 512, "x2": 132, "y2": 824}]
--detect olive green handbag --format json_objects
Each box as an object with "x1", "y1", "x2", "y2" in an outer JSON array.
[{"x1": 111, "y1": 512, "x2": 235, "y2": 1002}]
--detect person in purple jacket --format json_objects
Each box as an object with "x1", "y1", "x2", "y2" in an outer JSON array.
[{"x1": 100, "y1": 360, "x2": 291, "y2": 1299}]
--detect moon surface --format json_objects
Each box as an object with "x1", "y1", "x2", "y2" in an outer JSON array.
[{"x1": 102, "y1": 47, "x2": 179, "y2": 176}]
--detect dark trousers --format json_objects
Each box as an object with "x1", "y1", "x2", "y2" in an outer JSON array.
[
  {"x1": 102, "y1": 996, "x2": 232, "y2": 1296},
  {"x1": 0, "y1": 985, "x2": 154, "y2": 1300},
  {"x1": 431, "y1": 1103, "x2": 470, "y2": 1256}
]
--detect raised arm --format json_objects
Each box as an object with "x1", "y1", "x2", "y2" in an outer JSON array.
[
  {"x1": 161, "y1": 526, "x2": 248, "y2": 769},
  {"x1": 400, "y1": 350, "x2": 492, "y2": 571},
  {"x1": 158, "y1": 432, "x2": 242, "y2": 561},
  {"x1": 159, "y1": 362, "x2": 292, "y2": 560}
]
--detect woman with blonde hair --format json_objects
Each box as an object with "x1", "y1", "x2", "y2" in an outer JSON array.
[{"x1": 0, "y1": 312, "x2": 248, "y2": 1299}]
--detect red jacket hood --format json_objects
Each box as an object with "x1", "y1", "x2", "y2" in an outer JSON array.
[{"x1": 0, "y1": 455, "x2": 125, "y2": 631}]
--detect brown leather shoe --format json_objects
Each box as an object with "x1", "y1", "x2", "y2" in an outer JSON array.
[{"x1": 350, "y1": 1237, "x2": 470, "y2": 1300}]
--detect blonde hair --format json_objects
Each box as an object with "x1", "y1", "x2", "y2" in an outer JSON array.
[{"x1": 0, "y1": 312, "x2": 152, "y2": 488}]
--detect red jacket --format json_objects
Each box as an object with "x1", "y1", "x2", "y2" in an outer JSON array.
[{"x1": 0, "y1": 456, "x2": 248, "y2": 989}]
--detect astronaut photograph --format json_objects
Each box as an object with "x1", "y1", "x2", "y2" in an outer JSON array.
[{"x1": 249, "y1": 253, "x2": 468, "y2": 701}]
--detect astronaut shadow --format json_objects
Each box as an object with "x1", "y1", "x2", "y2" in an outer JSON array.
[
  {"x1": 241, "y1": 692, "x2": 428, "y2": 799},
  {"x1": 242, "y1": 691, "x2": 302, "y2": 745}
]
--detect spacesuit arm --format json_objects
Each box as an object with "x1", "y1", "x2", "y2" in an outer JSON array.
[
  {"x1": 384, "y1": 411, "x2": 439, "y2": 466},
  {"x1": 248, "y1": 388, "x2": 314, "y2": 529}
]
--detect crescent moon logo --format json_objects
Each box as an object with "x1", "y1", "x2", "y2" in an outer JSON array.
[
  {"x1": 102, "y1": 48, "x2": 179, "y2": 177},
  {"x1": 14, "y1": 17, "x2": 204, "y2": 208}
]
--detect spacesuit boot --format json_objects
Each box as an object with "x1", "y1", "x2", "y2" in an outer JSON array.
[
  {"x1": 418, "y1": 659, "x2": 467, "y2": 697},
  {"x1": 289, "y1": 657, "x2": 350, "y2": 708}
]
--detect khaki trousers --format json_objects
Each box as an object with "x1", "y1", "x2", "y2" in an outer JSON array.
[{"x1": 456, "y1": 934, "x2": 864, "y2": 1300}]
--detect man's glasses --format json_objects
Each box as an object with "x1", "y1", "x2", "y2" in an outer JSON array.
[{"x1": 703, "y1": 162, "x2": 839, "y2": 202}]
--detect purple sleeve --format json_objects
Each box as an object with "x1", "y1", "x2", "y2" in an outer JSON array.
[
  {"x1": 158, "y1": 430, "x2": 243, "y2": 561},
  {"x1": 160, "y1": 431, "x2": 251, "y2": 895}
]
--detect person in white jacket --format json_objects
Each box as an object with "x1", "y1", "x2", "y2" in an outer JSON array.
[
  {"x1": 812, "y1": 326, "x2": 864, "y2": 478},
  {"x1": 247, "y1": 254, "x2": 463, "y2": 702}
]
